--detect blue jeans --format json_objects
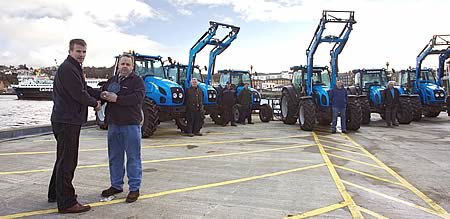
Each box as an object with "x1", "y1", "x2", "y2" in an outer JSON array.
[
  {"x1": 332, "y1": 107, "x2": 347, "y2": 132},
  {"x1": 107, "y1": 123, "x2": 142, "y2": 191}
]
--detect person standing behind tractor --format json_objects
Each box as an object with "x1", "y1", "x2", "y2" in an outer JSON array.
[
  {"x1": 382, "y1": 81, "x2": 400, "y2": 127},
  {"x1": 238, "y1": 83, "x2": 253, "y2": 124},
  {"x1": 48, "y1": 39, "x2": 101, "y2": 214},
  {"x1": 330, "y1": 80, "x2": 347, "y2": 134},
  {"x1": 221, "y1": 81, "x2": 237, "y2": 126},
  {"x1": 185, "y1": 78, "x2": 204, "y2": 136},
  {"x1": 99, "y1": 54, "x2": 145, "y2": 203}
]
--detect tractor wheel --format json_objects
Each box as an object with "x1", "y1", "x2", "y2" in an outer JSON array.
[
  {"x1": 318, "y1": 109, "x2": 332, "y2": 125},
  {"x1": 281, "y1": 89, "x2": 298, "y2": 124},
  {"x1": 142, "y1": 98, "x2": 159, "y2": 138},
  {"x1": 174, "y1": 117, "x2": 188, "y2": 134},
  {"x1": 232, "y1": 104, "x2": 241, "y2": 123},
  {"x1": 346, "y1": 97, "x2": 361, "y2": 131},
  {"x1": 259, "y1": 104, "x2": 273, "y2": 122},
  {"x1": 423, "y1": 107, "x2": 441, "y2": 118},
  {"x1": 360, "y1": 98, "x2": 371, "y2": 125},
  {"x1": 210, "y1": 112, "x2": 224, "y2": 125},
  {"x1": 410, "y1": 96, "x2": 422, "y2": 121},
  {"x1": 96, "y1": 102, "x2": 108, "y2": 130},
  {"x1": 396, "y1": 96, "x2": 413, "y2": 124},
  {"x1": 298, "y1": 98, "x2": 316, "y2": 131}
]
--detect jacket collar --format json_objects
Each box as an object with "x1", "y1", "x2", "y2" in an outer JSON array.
[{"x1": 67, "y1": 55, "x2": 82, "y2": 71}]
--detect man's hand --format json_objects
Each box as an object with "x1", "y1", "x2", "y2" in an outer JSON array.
[
  {"x1": 101, "y1": 91, "x2": 118, "y2": 103},
  {"x1": 94, "y1": 100, "x2": 102, "y2": 111}
]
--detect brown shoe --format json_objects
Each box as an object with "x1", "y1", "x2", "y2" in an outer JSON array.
[
  {"x1": 126, "y1": 190, "x2": 140, "y2": 203},
  {"x1": 101, "y1": 187, "x2": 123, "y2": 197},
  {"x1": 59, "y1": 203, "x2": 91, "y2": 214},
  {"x1": 194, "y1": 133, "x2": 203, "y2": 136}
]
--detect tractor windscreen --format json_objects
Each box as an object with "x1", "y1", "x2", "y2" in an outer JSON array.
[
  {"x1": 418, "y1": 70, "x2": 436, "y2": 83},
  {"x1": 178, "y1": 66, "x2": 203, "y2": 84},
  {"x1": 134, "y1": 58, "x2": 166, "y2": 78},
  {"x1": 362, "y1": 70, "x2": 388, "y2": 88},
  {"x1": 219, "y1": 72, "x2": 251, "y2": 87},
  {"x1": 312, "y1": 69, "x2": 331, "y2": 87}
]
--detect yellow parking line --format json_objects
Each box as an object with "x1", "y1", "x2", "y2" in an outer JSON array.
[
  {"x1": 315, "y1": 135, "x2": 349, "y2": 144},
  {"x1": 0, "y1": 134, "x2": 311, "y2": 156},
  {"x1": 319, "y1": 139, "x2": 361, "y2": 150},
  {"x1": 357, "y1": 206, "x2": 389, "y2": 219},
  {"x1": 284, "y1": 202, "x2": 349, "y2": 219},
  {"x1": 0, "y1": 143, "x2": 317, "y2": 175},
  {"x1": 333, "y1": 164, "x2": 403, "y2": 186},
  {"x1": 343, "y1": 180, "x2": 450, "y2": 218},
  {"x1": 0, "y1": 163, "x2": 326, "y2": 219},
  {"x1": 313, "y1": 132, "x2": 363, "y2": 219},
  {"x1": 322, "y1": 145, "x2": 370, "y2": 157},
  {"x1": 343, "y1": 134, "x2": 450, "y2": 216},
  {"x1": 326, "y1": 153, "x2": 384, "y2": 169}
]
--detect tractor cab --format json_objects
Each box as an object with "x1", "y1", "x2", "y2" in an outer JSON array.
[
  {"x1": 217, "y1": 69, "x2": 261, "y2": 107},
  {"x1": 353, "y1": 69, "x2": 389, "y2": 107},
  {"x1": 291, "y1": 65, "x2": 331, "y2": 107}
]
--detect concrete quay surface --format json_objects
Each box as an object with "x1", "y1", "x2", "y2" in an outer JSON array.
[{"x1": 0, "y1": 114, "x2": 449, "y2": 219}]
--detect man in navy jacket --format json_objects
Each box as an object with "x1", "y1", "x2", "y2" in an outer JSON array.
[
  {"x1": 48, "y1": 39, "x2": 100, "y2": 213},
  {"x1": 330, "y1": 80, "x2": 347, "y2": 133}
]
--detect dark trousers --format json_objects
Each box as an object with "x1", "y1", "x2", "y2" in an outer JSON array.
[
  {"x1": 186, "y1": 110, "x2": 203, "y2": 134},
  {"x1": 385, "y1": 105, "x2": 398, "y2": 126},
  {"x1": 48, "y1": 122, "x2": 81, "y2": 210},
  {"x1": 240, "y1": 106, "x2": 252, "y2": 123},
  {"x1": 222, "y1": 105, "x2": 235, "y2": 125}
]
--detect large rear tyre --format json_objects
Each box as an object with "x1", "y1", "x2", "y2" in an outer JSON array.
[
  {"x1": 232, "y1": 104, "x2": 241, "y2": 123},
  {"x1": 142, "y1": 98, "x2": 159, "y2": 138},
  {"x1": 175, "y1": 117, "x2": 188, "y2": 134},
  {"x1": 410, "y1": 96, "x2": 422, "y2": 121},
  {"x1": 346, "y1": 97, "x2": 361, "y2": 131},
  {"x1": 396, "y1": 96, "x2": 413, "y2": 124},
  {"x1": 360, "y1": 97, "x2": 371, "y2": 125},
  {"x1": 96, "y1": 103, "x2": 108, "y2": 130},
  {"x1": 259, "y1": 104, "x2": 273, "y2": 122},
  {"x1": 281, "y1": 90, "x2": 298, "y2": 124},
  {"x1": 298, "y1": 98, "x2": 316, "y2": 131},
  {"x1": 423, "y1": 107, "x2": 441, "y2": 118}
]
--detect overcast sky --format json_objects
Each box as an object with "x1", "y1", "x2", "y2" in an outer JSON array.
[{"x1": 0, "y1": 0, "x2": 449, "y2": 73}]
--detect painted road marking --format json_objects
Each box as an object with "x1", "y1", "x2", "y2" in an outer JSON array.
[
  {"x1": 284, "y1": 202, "x2": 349, "y2": 219},
  {"x1": 357, "y1": 206, "x2": 389, "y2": 219},
  {"x1": 0, "y1": 134, "x2": 311, "y2": 156},
  {"x1": 333, "y1": 164, "x2": 403, "y2": 187},
  {"x1": 0, "y1": 143, "x2": 317, "y2": 175},
  {"x1": 318, "y1": 139, "x2": 362, "y2": 150},
  {"x1": 0, "y1": 163, "x2": 326, "y2": 219},
  {"x1": 342, "y1": 133, "x2": 450, "y2": 216},
  {"x1": 326, "y1": 152, "x2": 383, "y2": 169},
  {"x1": 313, "y1": 132, "x2": 364, "y2": 218},
  {"x1": 322, "y1": 145, "x2": 370, "y2": 157}
]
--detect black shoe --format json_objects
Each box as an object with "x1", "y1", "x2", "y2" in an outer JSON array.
[
  {"x1": 58, "y1": 203, "x2": 91, "y2": 214},
  {"x1": 393, "y1": 123, "x2": 399, "y2": 126},
  {"x1": 242, "y1": 122, "x2": 246, "y2": 125},
  {"x1": 101, "y1": 187, "x2": 123, "y2": 197},
  {"x1": 231, "y1": 123, "x2": 237, "y2": 126},
  {"x1": 248, "y1": 122, "x2": 254, "y2": 124},
  {"x1": 187, "y1": 133, "x2": 194, "y2": 137},
  {"x1": 194, "y1": 133, "x2": 203, "y2": 136},
  {"x1": 342, "y1": 130, "x2": 348, "y2": 133},
  {"x1": 126, "y1": 190, "x2": 140, "y2": 203},
  {"x1": 331, "y1": 130, "x2": 337, "y2": 134}
]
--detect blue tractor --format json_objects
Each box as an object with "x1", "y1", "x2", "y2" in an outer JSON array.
[
  {"x1": 350, "y1": 69, "x2": 413, "y2": 124},
  {"x1": 397, "y1": 35, "x2": 449, "y2": 120},
  {"x1": 280, "y1": 10, "x2": 361, "y2": 131},
  {"x1": 213, "y1": 69, "x2": 273, "y2": 124},
  {"x1": 96, "y1": 52, "x2": 185, "y2": 137}
]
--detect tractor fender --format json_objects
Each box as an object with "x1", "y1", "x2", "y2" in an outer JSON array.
[
  {"x1": 299, "y1": 95, "x2": 313, "y2": 100},
  {"x1": 283, "y1": 85, "x2": 298, "y2": 100},
  {"x1": 347, "y1": 86, "x2": 359, "y2": 95}
]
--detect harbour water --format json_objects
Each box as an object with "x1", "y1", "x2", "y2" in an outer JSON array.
[{"x1": 0, "y1": 95, "x2": 96, "y2": 131}]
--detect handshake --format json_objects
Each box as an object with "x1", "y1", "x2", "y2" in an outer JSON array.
[{"x1": 94, "y1": 91, "x2": 118, "y2": 111}]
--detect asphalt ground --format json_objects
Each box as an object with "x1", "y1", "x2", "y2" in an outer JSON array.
[{"x1": 0, "y1": 113, "x2": 449, "y2": 219}]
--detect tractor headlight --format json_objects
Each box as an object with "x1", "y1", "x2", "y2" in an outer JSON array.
[
  {"x1": 209, "y1": 93, "x2": 212, "y2": 98},
  {"x1": 173, "y1": 93, "x2": 178, "y2": 98},
  {"x1": 435, "y1": 93, "x2": 439, "y2": 98},
  {"x1": 440, "y1": 93, "x2": 445, "y2": 97},
  {"x1": 179, "y1": 93, "x2": 183, "y2": 98},
  {"x1": 213, "y1": 93, "x2": 216, "y2": 98}
]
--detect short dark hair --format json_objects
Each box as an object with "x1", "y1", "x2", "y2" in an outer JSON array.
[
  {"x1": 69, "y1": 39, "x2": 87, "y2": 50},
  {"x1": 119, "y1": 54, "x2": 135, "y2": 63}
]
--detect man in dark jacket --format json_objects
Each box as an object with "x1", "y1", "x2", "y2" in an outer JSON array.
[
  {"x1": 221, "y1": 81, "x2": 237, "y2": 126},
  {"x1": 383, "y1": 81, "x2": 400, "y2": 127},
  {"x1": 99, "y1": 54, "x2": 145, "y2": 203},
  {"x1": 48, "y1": 39, "x2": 100, "y2": 213},
  {"x1": 185, "y1": 78, "x2": 204, "y2": 136},
  {"x1": 238, "y1": 83, "x2": 253, "y2": 124},
  {"x1": 330, "y1": 80, "x2": 347, "y2": 133}
]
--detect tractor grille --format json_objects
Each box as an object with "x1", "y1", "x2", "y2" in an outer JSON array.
[
  {"x1": 171, "y1": 87, "x2": 184, "y2": 104},
  {"x1": 433, "y1": 90, "x2": 446, "y2": 100},
  {"x1": 207, "y1": 90, "x2": 217, "y2": 103}
]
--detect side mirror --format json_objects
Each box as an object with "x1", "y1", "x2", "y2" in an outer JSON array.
[{"x1": 204, "y1": 66, "x2": 208, "y2": 71}]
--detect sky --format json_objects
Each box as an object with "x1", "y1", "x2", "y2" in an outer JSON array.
[{"x1": 0, "y1": 0, "x2": 449, "y2": 73}]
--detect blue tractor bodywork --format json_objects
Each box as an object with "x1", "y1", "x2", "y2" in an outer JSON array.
[
  {"x1": 280, "y1": 10, "x2": 360, "y2": 131},
  {"x1": 351, "y1": 69, "x2": 413, "y2": 124}
]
